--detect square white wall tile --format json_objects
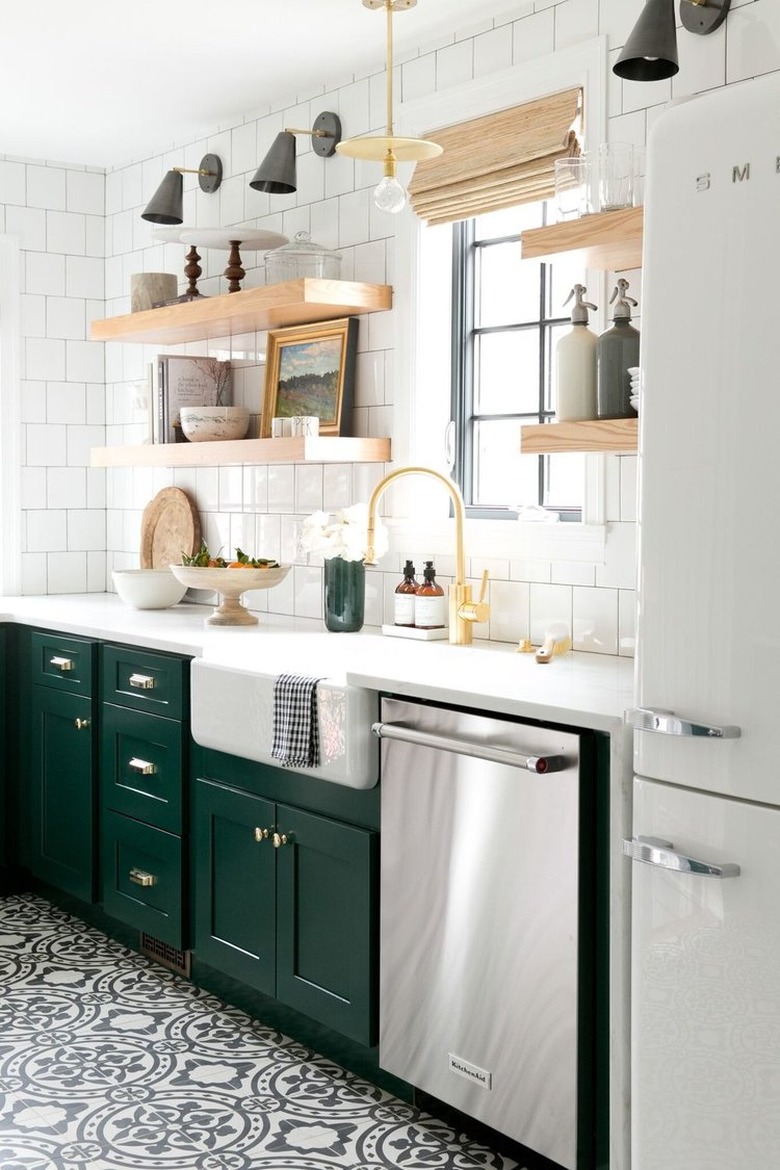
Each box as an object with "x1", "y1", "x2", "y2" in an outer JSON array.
[
  {"x1": 595, "y1": 521, "x2": 637, "y2": 590},
  {"x1": 67, "y1": 509, "x2": 106, "y2": 552},
  {"x1": 512, "y1": 9, "x2": 555, "y2": 63},
  {"x1": 67, "y1": 170, "x2": 105, "y2": 215},
  {"x1": 46, "y1": 382, "x2": 86, "y2": 425},
  {"x1": 26, "y1": 254, "x2": 65, "y2": 297},
  {"x1": 47, "y1": 211, "x2": 86, "y2": 255},
  {"x1": 573, "y1": 585, "x2": 618, "y2": 655},
  {"x1": 27, "y1": 166, "x2": 66, "y2": 211},
  {"x1": 267, "y1": 465, "x2": 295, "y2": 513},
  {"x1": 25, "y1": 424, "x2": 68, "y2": 467},
  {"x1": 489, "y1": 578, "x2": 530, "y2": 644},
  {"x1": 46, "y1": 297, "x2": 86, "y2": 341},
  {"x1": 529, "y1": 582, "x2": 572, "y2": 644},
  {"x1": 294, "y1": 464, "x2": 324, "y2": 513},
  {"x1": 47, "y1": 467, "x2": 87, "y2": 509},
  {"x1": 0, "y1": 160, "x2": 26, "y2": 205},
  {"x1": 47, "y1": 551, "x2": 88, "y2": 593},
  {"x1": 293, "y1": 564, "x2": 324, "y2": 620},
  {"x1": 20, "y1": 552, "x2": 47, "y2": 595},
  {"x1": 26, "y1": 509, "x2": 68, "y2": 553}
]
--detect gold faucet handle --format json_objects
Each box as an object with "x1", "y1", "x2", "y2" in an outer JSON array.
[{"x1": 459, "y1": 569, "x2": 490, "y2": 624}]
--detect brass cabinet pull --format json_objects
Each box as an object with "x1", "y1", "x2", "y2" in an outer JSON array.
[
  {"x1": 74, "y1": 718, "x2": 91, "y2": 731},
  {"x1": 129, "y1": 868, "x2": 157, "y2": 888},
  {"x1": 254, "y1": 827, "x2": 270, "y2": 843},
  {"x1": 129, "y1": 673, "x2": 156, "y2": 690},
  {"x1": 50, "y1": 656, "x2": 74, "y2": 672},
  {"x1": 128, "y1": 757, "x2": 157, "y2": 776},
  {"x1": 273, "y1": 832, "x2": 292, "y2": 848}
]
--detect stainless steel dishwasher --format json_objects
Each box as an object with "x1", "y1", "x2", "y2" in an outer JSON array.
[{"x1": 376, "y1": 696, "x2": 586, "y2": 1170}]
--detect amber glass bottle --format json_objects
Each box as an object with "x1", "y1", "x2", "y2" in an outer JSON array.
[
  {"x1": 394, "y1": 560, "x2": 418, "y2": 626},
  {"x1": 414, "y1": 561, "x2": 446, "y2": 629}
]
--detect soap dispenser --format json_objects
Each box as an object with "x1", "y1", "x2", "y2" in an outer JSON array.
[
  {"x1": 556, "y1": 284, "x2": 598, "y2": 421},
  {"x1": 597, "y1": 278, "x2": 640, "y2": 419}
]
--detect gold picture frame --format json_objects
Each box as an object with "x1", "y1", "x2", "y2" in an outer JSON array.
[{"x1": 260, "y1": 317, "x2": 358, "y2": 437}]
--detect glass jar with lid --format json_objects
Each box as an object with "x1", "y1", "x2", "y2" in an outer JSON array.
[{"x1": 264, "y1": 231, "x2": 342, "y2": 282}]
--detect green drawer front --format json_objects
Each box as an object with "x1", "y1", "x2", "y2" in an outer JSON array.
[
  {"x1": 102, "y1": 810, "x2": 183, "y2": 947},
  {"x1": 31, "y1": 631, "x2": 94, "y2": 695},
  {"x1": 102, "y1": 644, "x2": 188, "y2": 719},
  {"x1": 102, "y1": 704, "x2": 184, "y2": 833}
]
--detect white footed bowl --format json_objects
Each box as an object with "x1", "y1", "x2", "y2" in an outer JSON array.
[
  {"x1": 112, "y1": 569, "x2": 188, "y2": 609},
  {"x1": 180, "y1": 406, "x2": 251, "y2": 442},
  {"x1": 170, "y1": 563, "x2": 290, "y2": 625}
]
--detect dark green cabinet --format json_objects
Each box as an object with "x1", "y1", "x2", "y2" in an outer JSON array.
[
  {"x1": 29, "y1": 684, "x2": 96, "y2": 901},
  {"x1": 0, "y1": 626, "x2": 6, "y2": 879},
  {"x1": 100, "y1": 644, "x2": 190, "y2": 949},
  {"x1": 194, "y1": 777, "x2": 377, "y2": 1045}
]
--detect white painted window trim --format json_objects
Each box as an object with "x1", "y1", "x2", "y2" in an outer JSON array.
[
  {"x1": 0, "y1": 235, "x2": 22, "y2": 595},
  {"x1": 388, "y1": 37, "x2": 610, "y2": 563}
]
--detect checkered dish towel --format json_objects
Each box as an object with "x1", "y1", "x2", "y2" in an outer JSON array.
[{"x1": 271, "y1": 673, "x2": 326, "y2": 768}]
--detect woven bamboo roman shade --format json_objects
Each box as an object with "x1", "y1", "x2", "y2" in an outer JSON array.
[{"x1": 408, "y1": 87, "x2": 582, "y2": 225}]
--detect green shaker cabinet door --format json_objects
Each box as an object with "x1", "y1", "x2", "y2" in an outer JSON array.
[
  {"x1": 193, "y1": 780, "x2": 277, "y2": 994},
  {"x1": 30, "y1": 687, "x2": 95, "y2": 901},
  {"x1": 275, "y1": 803, "x2": 377, "y2": 1046}
]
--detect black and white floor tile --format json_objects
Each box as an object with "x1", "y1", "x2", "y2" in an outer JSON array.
[{"x1": 0, "y1": 894, "x2": 520, "y2": 1170}]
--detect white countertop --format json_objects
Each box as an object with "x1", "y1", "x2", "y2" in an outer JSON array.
[{"x1": 0, "y1": 593, "x2": 634, "y2": 733}]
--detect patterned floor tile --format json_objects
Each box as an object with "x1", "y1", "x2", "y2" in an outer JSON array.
[{"x1": 0, "y1": 895, "x2": 521, "y2": 1170}]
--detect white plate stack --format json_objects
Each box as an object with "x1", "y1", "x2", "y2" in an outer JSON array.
[{"x1": 628, "y1": 366, "x2": 641, "y2": 412}]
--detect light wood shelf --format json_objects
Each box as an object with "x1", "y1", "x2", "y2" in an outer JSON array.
[
  {"x1": 521, "y1": 417, "x2": 637, "y2": 454},
  {"x1": 90, "y1": 435, "x2": 391, "y2": 469},
  {"x1": 520, "y1": 206, "x2": 643, "y2": 271},
  {"x1": 91, "y1": 278, "x2": 393, "y2": 346}
]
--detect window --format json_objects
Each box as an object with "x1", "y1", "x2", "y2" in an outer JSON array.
[{"x1": 450, "y1": 200, "x2": 586, "y2": 521}]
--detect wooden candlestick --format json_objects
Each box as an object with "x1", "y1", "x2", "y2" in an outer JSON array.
[{"x1": 224, "y1": 241, "x2": 245, "y2": 293}]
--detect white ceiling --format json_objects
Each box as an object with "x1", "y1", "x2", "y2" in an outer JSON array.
[{"x1": 2, "y1": 0, "x2": 518, "y2": 170}]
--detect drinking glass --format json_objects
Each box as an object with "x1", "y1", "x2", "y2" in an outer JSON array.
[
  {"x1": 554, "y1": 157, "x2": 591, "y2": 221},
  {"x1": 599, "y1": 143, "x2": 634, "y2": 211}
]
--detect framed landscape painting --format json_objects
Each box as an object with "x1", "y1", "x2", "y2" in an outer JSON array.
[{"x1": 260, "y1": 317, "x2": 358, "y2": 437}]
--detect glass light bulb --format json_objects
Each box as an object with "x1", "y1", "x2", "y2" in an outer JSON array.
[{"x1": 373, "y1": 174, "x2": 407, "y2": 214}]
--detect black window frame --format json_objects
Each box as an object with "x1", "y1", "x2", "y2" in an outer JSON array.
[{"x1": 450, "y1": 214, "x2": 582, "y2": 522}]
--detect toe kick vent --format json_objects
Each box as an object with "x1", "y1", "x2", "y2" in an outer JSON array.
[{"x1": 140, "y1": 933, "x2": 191, "y2": 978}]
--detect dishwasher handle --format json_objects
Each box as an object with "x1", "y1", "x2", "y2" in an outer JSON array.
[{"x1": 372, "y1": 720, "x2": 566, "y2": 773}]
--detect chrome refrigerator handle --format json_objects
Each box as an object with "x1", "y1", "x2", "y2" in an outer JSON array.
[
  {"x1": 372, "y1": 721, "x2": 565, "y2": 774},
  {"x1": 625, "y1": 707, "x2": 741, "y2": 738},
  {"x1": 623, "y1": 835, "x2": 741, "y2": 878}
]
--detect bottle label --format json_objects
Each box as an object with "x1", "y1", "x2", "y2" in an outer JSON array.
[
  {"x1": 394, "y1": 594, "x2": 416, "y2": 626},
  {"x1": 415, "y1": 594, "x2": 446, "y2": 629}
]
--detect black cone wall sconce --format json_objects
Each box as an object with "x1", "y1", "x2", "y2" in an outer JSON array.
[
  {"x1": 613, "y1": 0, "x2": 731, "y2": 82},
  {"x1": 250, "y1": 112, "x2": 342, "y2": 194},
  {"x1": 141, "y1": 155, "x2": 223, "y2": 224}
]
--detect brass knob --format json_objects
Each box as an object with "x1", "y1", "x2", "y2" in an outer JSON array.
[
  {"x1": 74, "y1": 718, "x2": 91, "y2": 731},
  {"x1": 272, "y1": 832, "x2": 291, "y2": 848},
  {"x1": 254, "y1": 827, "x2": 271, "y2": 843}
]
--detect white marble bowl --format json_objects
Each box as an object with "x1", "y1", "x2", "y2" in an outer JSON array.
[
  {"x1": 169, "y1": 563, "x2": 290, "y2": 625},
  {"x1": 112, "y1": 569, "x2": 187, "y2": 609},
  {"x1": 180, "y1": 406, "x2": 251, "y2": 442}
]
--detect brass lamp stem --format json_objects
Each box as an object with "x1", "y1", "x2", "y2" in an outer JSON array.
[{"x1": 385, "y1": 0, "x2": 395, "y2": 137}]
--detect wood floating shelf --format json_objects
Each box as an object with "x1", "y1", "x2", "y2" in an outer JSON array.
[
  {"x1": 521, "y1": 417, "x2": 638, "y2": 454},
  {"x1": 91, "y1": 279, "x2": 393, "y2": 346},
  {"x1": 520, "y1": 206, "x2": 644, "y2": 271},
  {"x1": 91, "y1": 436, "x2": 391, "y2": 469}
]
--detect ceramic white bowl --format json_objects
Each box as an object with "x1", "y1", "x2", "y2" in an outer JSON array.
[
  {"x1": 179, "y1": 406, "x2": 251, "y2": 442},
  {"x1": 112, "y1": 569, "x2": 188, "y2": 609}
]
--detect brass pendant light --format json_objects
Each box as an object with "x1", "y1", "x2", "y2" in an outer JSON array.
[{"x1": 337, "y1": 0, "x2": 443, "y2": 214}]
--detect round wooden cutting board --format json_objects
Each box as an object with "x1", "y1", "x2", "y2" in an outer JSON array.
[{"x1": 140, "y1": 487, "x2": 201, "y2": 569}]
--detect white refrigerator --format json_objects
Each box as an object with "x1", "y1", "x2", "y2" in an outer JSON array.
[{"x1": 627, "y1": 72, "x2": 780, "y2": 1168}]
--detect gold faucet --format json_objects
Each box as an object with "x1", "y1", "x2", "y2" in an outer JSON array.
[{"x1": 364, "y1": 465, "x2": 490, "y2": 646}]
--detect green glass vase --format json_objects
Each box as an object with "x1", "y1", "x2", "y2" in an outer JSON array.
[{"x1": 323, "y1": 557, "x2": 365, "y2": 633}]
